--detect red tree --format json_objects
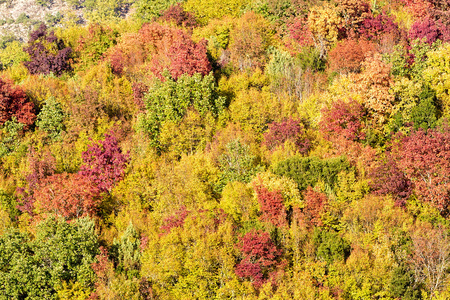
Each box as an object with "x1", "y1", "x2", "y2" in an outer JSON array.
[
  {"x1": 255, "y1": 185, "x2": 287, "y2": 227},
  {"x1": 80, "y1": 133, "x2": 129, "y2": 194},
  {"x1": 359, "y1": 12, "x2": 402, "y2": 43},
  {"x1": 394, "y1": 127, "x2": 450, "y2": 214},
  {"x1": 328, "y1": 39, "x2": 377, "y2": 74},
  {"x1": 320, "y1": 98, "x2": 366, "y2": 142},
  {"x1": 369, "y1": 156, "x2": 412, "y2": 207},
  {"x1": 137, "y1": 23, "x2": 211, "y2": 80},
  {"x1": 408, "y1": 17, "x2": 448, "y2": 44},
  {"x1": 263, "y1": 118, "x2": 310, "y2": 153},
  {"x1": 159, "y1": 206, "x2": 189, "y2": 235},
  {"x1": 34, "y1": 173, "x2": 100, "y2": 220},
  {"x1": 235, "y1": 230, "x2": 282, "y2": 288},
  {"x1": 302, "y1": 187, "x2": 327, "y2": 227},
  {"x1": 0, "y1": 78, "x2": 36, "y2": 127},
  {"x1": 160, "y1": 3, "x2": 197, "y2": 28}
]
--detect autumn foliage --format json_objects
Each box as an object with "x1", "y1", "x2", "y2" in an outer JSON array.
[
  {"x1": 302, "y1": 187, "x2": 327, "y2": 227},
  {"x1": 263, "y1": 118, "x2": 310, "y2": 153},
  {"x1": 328, "y1": 39, "x2": 377, "y2": 73},
  {"x1": 0, "y1": 78, "x2": 35, "y2": 127},
  {"x1": 23, "y1": 24, "x2": 72, "y2": 76},
  {"x1": 1, "y1": 0, "x2": 450, "y2": 298},
  {"x1": 254, "y1": 185, "x2": 287, "y2": 227},
  {"x1": 320, "y1": 99, "x2": 366, "y2": 142},
  {"x1": 394, "y1": 127, "x2": 450, "y2": 214},
  {"x1": 80, "y1": 133, "x2": 129, "y2": 193},
  {"x1": 235, "y1": 230, "x2": 282, "y2": 288},
  {"x1": 34, "y1": 173, "x2": 100, "y2": 219}
]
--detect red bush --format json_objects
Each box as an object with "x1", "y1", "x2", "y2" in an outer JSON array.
[
  {"x1": 80, "y1": 133, "x2": 129, "y2": 194},
  {"x1": 34, "y1": 173, "x2": 101, "y2": 220},
  {"x1": 302, "y1": 187, "x2": 327, "y2": 226},
  {"x1": 263, "y1": 118, "x2": 310, "y2": 153},
  {"x1": 255, "y1": 185, "x2": 287, "y2": 227},
  {"x1": 328, "y1": 39, "x2": 377, "y2": 73},
  {"x1": 320, "y1": 99, "x2": 366, "y2": 142},
  {"x1": 369, "y1": 156, "x2": 412, "y2": 207},
  {"x1": 160, "y1": 3, "x2": 197, "y2": 28},
  {"x1": 235, "y1": 230, "x2": 282, "y2": 288},
  {"x1": 0, "y1": 78, "x2": 36, "y2": 127},
  {"x1": 394, "y1": 127, "x2": 450, "y2": 214}
]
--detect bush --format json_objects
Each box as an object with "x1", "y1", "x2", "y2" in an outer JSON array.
[
  {"x1": 23, "y1": 24, "x2": 72, "y2": 76},
  {"x1": 272, "y1": 156, "x2": 352, "y2": 191}
]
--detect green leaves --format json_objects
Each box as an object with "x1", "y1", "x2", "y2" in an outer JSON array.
[
  {"x1": 0, "y1": 217, "x2": 99, "y2": 299},
  {"x1": 272, "y1": 156, "x2": 351, "y2": 191},
  {"x1": 36, "y1": 97, "x2": 65, "y2": 140},
  {"x1": 138, "y1": 72, "x2": 225, "y2": 151}
]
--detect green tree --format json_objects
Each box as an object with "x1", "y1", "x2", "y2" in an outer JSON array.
[
  {"x1": 272, "y1": 156, "x2": 351, "y2": 191},
  {"x1": 36, "y1": 96, "x2": 65, "y2": 140},
  {"x1": 138, "y1": 72, "x2": 225, "y2": 151},
  {"x1": 0, "y1": 217, "x2": 99, "y2": 299}
]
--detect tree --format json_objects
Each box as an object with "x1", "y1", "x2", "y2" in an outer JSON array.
[
  {"x1": 160, "y1": 3, "x2": 197, "y2": 28},
  {"x1": 336, "y1": 0, "x2": 370, "y2": 36},
  {"x1": 359, "y1": 12, "x2": 401, "y2": 44},
  {"x1": 112, "y1": 222, "x2": 142, "y2": 276},
  {"x1": 218, "y1": 139, "x2": 260, "y2": 189},
  {"x1": 313, "y1": 229, "x2": 351, "y2": 264},
  {"x1": 23, "y1": 23, "x2": 72, "y2": 76},
  {"x1": 33, "y1": 173, "x2": 101, "y2": 220},
  {"x1": 319, "y1": 98, "x2": 366, "y2": 142},
  {"x1": 228, "y1": 12, "x2": 274, "y2": 70},
  {"x1": 75, "y1": 23, "x2": 118, "y2": 70},
  {"x1": 307, "y1": 3, "x2": 342, "y2": 58},
  {"x1": 80, "y1": 133, "x2": 130, "y2": 193},
  {"x1": 0, "y1": 217, "x2": 99, "y2": 299},
  {"x1": 328, "y1": 38, "x2": 376, "y2": 74},
  {"x1": 394, "y1": 127, "x2": 450, "y2": 214},
  {"x1": 36, "y1": 96, "x2": 65, "y2": 140},
  {"x1": 184, "y1": 0, "x2": 250, "y2": 25},
  {"x1": 369, "y1": 156, "x2": 412, "y2": 207},
  {"x1": 409, "y1": 18, "x2": 446, "y2": 44},
  {"x1": 0, "y1": 78, "x2": 35, "y2": 128},
  {"x1": 263, "y1": 118, "x2": 310, "y2": 154},
  {"x1": 235, "y1": 230, "x2": 282, "y2": 288},
  {"x1": 351, "y1": 53, "x2": 395, "y2": 125},
  {"x1": 138, "y1": 72, "x2": 225, "y2": 151},
  {"x1": 254, "y1": 185, "x2": 287, "y2": 227},
  {"x1": 302, "y1": 186, "x2": 327, "y2": 227},
  {"x1": 410, "y1": 225, "x2": 450, "y2": 297},
  {"x1": 17, "y1": 148, "x2": 56, "y2": 215},
  {"x1": 273, "y1": 156, "x2": 351, "y2": 191},
  {"x1": 135, "y1": 23, "x2": 211, "y2": 80},
  {"x1": 159, "y1": 206, "x2": 189, "y2": 234},
  {"x1": 133, "y1": 0, "x2": 180, "y2": 23}
]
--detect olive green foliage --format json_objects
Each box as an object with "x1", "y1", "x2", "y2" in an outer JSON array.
[
  {"x1": 133, "y1": 0, "x2": 181, "y2": 23},
  {"x1": 313, "y1": 228, "x2": 351, "y2": 264},
  {"x1": 410, "y1": 89, "x2": 438, "y2": 131},
  {"x1": 218, "y1": 138, "x2": 261, "y2": 190},
  {"x1": 138, "y1": 72, "x2": 226, "y2": 150},
  {"x1": 0, "y1": 40, "x2": 28, "y2": 70},
  {"x1": 36, "y1": 97, "x2": 65, "y2": 140},
  {"x1": 0, "y1": 118, "x2": 25, "y2": 158},
  {"x1": 272, "y1": 156, "x2": 351, "y2": 191},
  {"x1": 112, "y1": 222, "x2": 141, "y2": 277},
  {"x1": 0, "y1": 217, "x2": 98, "y2": 299}
]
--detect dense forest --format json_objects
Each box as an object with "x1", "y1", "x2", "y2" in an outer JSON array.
[{"x1": 1, "y1": 0, "x2": 450, "y2": 298}]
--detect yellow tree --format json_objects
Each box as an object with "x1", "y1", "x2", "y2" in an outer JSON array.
[{"x1": 307, "y1": 3, "x2": 342, "y2": 59}]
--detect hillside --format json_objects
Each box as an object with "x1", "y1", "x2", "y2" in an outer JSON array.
[{"x1": 0, "y1": 0, "x2": 450, "y2": 299}]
